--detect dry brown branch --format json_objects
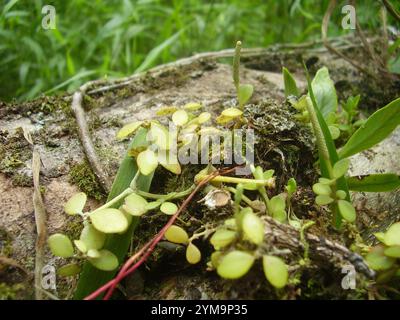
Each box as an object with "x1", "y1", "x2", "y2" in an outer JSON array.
[
  {"x1": 71, "y1": 91, "x2": 112, "y2": 193},
  {"x1": 263, "y1": 215, "x2": 375, "y2": 279}
]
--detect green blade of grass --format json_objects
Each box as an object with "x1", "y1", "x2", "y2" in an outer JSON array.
[{"x1": 74, "y1": 128, "x2": 153, "y2": 299}]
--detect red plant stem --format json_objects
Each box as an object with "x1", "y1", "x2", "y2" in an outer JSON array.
[{"x1": 84, "y1": 167, "x2": 236, "y2": 300}]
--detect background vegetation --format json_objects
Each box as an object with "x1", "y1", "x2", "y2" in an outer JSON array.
[{"x1": 0, "y1": 0, "x2": 397, "y2": 102}]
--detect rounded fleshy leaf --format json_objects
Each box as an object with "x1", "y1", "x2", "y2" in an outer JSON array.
[
  {"x1": 90, "y1": 208, "x2": 128, "y2": 234},
  {"x1": 242, "y1": 212, "x2": 264, "y2": 245},
  {"x1": 336, "y1": 190, "x2": 347, "y2": 200},
  {"x1": 374, "y1": 232, "x2": 386, "y2": 243},
  {"x1": 165, "y1": 225, "x2": 189, "y2": 244},
  {"x1": 315, "y1": 195, "x2": 334, "y2": 206},
  {"x1": 312, "y1": 183, "x2": 332, "y2": 196},
  {"x1": 238, "y1": 84, "x2": 254, "y2": 106},
  {"x1": 48, "y1": 234, "x2": 74, "y2": 258},
  {"x1": 210, "y1": 229, "x2": 236, "y2": 250},
  {"x1": 270, "y1": 195, "x2": 286, "y2": 212},
  {"x1": 124, "y1": 193, "x2": 148, "y2": 216},
  {"x1": 272, "y1": 209, "x2": 287, "y2": 223},
  {"x1": 116, "y1": 121, "x2": 143, "y2": 140},
  {"x1": 57, "y1": 264, "x2": 81, "y2": 277},
  {"x1": 217, "y1": 250, "x2": 255, "y2": 279},
  {"x1": 137, "y1": 149, "x2": 158, "y2": 176},
  {"x1": 286, "y1": 178, "x2": 297, "y2": 196},
  {"x1": 384, "y1": 222, "x2": 400, "y2": 246},
  {"x1": 64, "y1": 192, "x2": 87, "y2": 215},
  {"x1": 87, "y1": 249, "x2": 100, "y2": 258},
  {"x1": 366, "y1": 246, "x2": 395, "y2": 270},
  {"x1": 262, "y1": 255, "x2": 288, "y2": 289},
  {"x1": 319, "y1": 177, "x2": 335, "y2": 185},
  {"x1": 186, "y1": 242, "x2": 201, "y2": 264},
  {"x1": 221, "y1": 107, "x2": 243, "y2": 118},
  {"x1": 160, "y1": 202, "x2": 178, "y2": 215},
  {"x1": 158, "y1": 153, "x2": 181, "y2": 175},
  {"x1": 88, "y1": 249, "x2": 119, "y2": 271},
  {"x1": 211, "y1": 251, "x2": 222, "y2": 268},
  {"x1": 384, "y1": 246, "x2": 400, "y2": 258},
  {"x1": 216, "y1": 114, "x2": 233, "y2": 125},
  {"x1": 156, "y1": 106, "x2": 178, "y2": 116},
  {"x1": 73, "y1": 240, "x2": 87, "y2": 253},
  {"x1": 79, "y1": 223, "x2": 106, "y2": 250},
  {"x1": 198, "y1": 112, "x2": 211, "y2": 124},
  {"x1": 337, "y1": 200, "x2": 356, "y2": 222},
  {"x1": 172, "y1": 110, "x2": 189, "y2": 126},
  {"x1": 183, "y1": 102, "x2": 202, "y2": 111},
  {"x1": 333, "y1": 158, "x2": 350, "y2": 179}
]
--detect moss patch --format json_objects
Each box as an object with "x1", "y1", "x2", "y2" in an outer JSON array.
[{"x1": 69, "y1": 161, "x2": 105, "y2": 200}]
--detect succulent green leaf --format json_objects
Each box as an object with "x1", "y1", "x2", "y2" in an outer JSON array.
[
  {"x1": 197, "y1": 112, "x2": 211, "y2": 124},
  {"x1": 242, "y1": 211, "x2": 264, "y2": 245},
  {"x1": 384, "y1": 222, "x2": 400, "y2": 246},
  {"x1": 312, "y1": 183, "x2": 332, "y2": 196},
  {"x1": 137, "y1": 149, "x2": 158, "y2": 176},
  {"x1": 74, "y1": 240, "x2": 87, "y2": 253},
  {"x1": 123, "y1": 193, "x2": 148, "y2": 216},
  {"x1": 183, "y1": 102, "x2": 202, "y2": 111},
  {"x1": 160, "y1": 202, "x2": 178, "y2": 215},
  {"x1": 186, "y1": 242, "x2": 201, "y2": 264},
  {"x1": 64, "y1": 192, "x2": 87, "y2": 215},
  {"x1": 145, "y1": 201, "x2": 162, "y2": 211},
  {"x1": 374, "y1": 232, "x2": 386, "y2": 243},
  {"x1": 337, "y1": 200, "x2": 356, "y2": 222},
  {"x1": 57, "y1": 264, "x2": 81, "y2": 277},
  {"x1": 272, "y1": 209, "x2": 287, "y2": 223},
  {"x1": 384, "y1": 246, "x2": 400, "y2": 258},
  {"x1": 79, "y1": 223, "x2": 106, "y2": 250},
  {"x1": 311, "y1": 67, "x2": 338, "y2": 119},
  {"x1": 48, "y1": 233, "x2": 74, "y2": 258},
  {"x1": 217, "y1": 250, "x2": 255, "y2": 279},
  {"x1": 221, "y1": 107, "x2": 243, "y2": 118},
  {"x1": 365, "y1": 246, "x2": 395, "y2": 271},
  {"x1": 150, "y1": 122, "x2": 171, "y2": 150},
  {"x1": 282, "y1": 67, "x2": 299, "y2": 97},
  {"x1": 172, "y1": 109, "x2": 189, "y2": 126},
  {"x1": 347, "y1": 174, "x2": 400, "y2": 192},
  {"x1": 315, "y1": 195, "x2": 334, "y2": 205},
  {"x1": 164, "y1": 225, "x2": 189, "y2": 244},
  {"x1": 87, "y1": 249, "x2": 101, "y2": 258},
  {"x1": 333, "y1": 158, "x2": 350, "y2": 179},
  {"x1": 286, "y1": 178, "x2": 297, "y2": 197},
  {"x1": 339, "y1": 98, "x2": 400, "y2": 159},
  {"x1": 90, "y1": 208, "x2": 129, "y2": 234},
  {"x1": 262, "y1": 255, "x2": 288, "y2": 289},
  {"x1": 88, "y1": 249, "x2": 119, "y2": 271},
  {"x1": 238, "y1": 84, "x2": 254, "y2": 107},
  {"x1": 336, "y1": 190, "x2": 347, "y2": 200},
  {"x1": 328, "y1": 125, "x2": 340, "y2": 140},
  {"x1": 116, "y1": 121, "x2": 143, "y2": 140},
  {"x1": 270, "y1": 195, "x2": 286, "y2": 213},
  {"x1": 211, "y1": 251, "x2": 222, "y2": 268},
  {"x1": 210, "y1": 229, "x2": 236, "y2": 250}
]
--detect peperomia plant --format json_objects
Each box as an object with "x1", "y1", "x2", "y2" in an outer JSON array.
[{"x1": 283, "y1": 66, "x2": 400, "y2": 229}]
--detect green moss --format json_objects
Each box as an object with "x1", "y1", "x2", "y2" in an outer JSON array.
[
  {"x1": 11, "y1": 173, "x2": 32, "y2": 187},
  {"x1": 0, "y1": 283, "x2": 24, "y2": 300},
  {"x1": 69, "y1": 161, "x2": 105, "y2": 200},
  {"x1": 0, "y1": 228, "x2": 13, "y2": 257}
]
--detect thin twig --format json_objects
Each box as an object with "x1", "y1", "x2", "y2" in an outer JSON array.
[
  {"x1": 32, "y1": 146, "x2": 47, "y2": 300},
  {"x1": 382, "y1": 0, "x2": 400, "y2": 22},
  {"x1": 71, "y1": 91, "x2": 111, "y2": 193}
]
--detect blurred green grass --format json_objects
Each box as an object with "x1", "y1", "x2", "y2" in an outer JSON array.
[{"x1": 0, "y1": 0, "x2": 393, "y2": 102}]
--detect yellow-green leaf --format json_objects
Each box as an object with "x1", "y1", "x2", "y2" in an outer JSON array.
[
  {"x1": 384, "y1": 222, "x2": 400, "y2": 246},
  {"x1": 337, "y1": 200, "x2": 356, "y2": 222},
  {"x1": 282, "y1": 67, "x2": 299, "y2": 97},
  {"x1": 366, "y1": 246, "x2": 395, "y2": 271},
  {"x1": 172, "y1": 109, "x2": 189, "y2": 126},
  {"x1": 48, "y1": 233, "x2": 74, "y2": 258},
  {"x1": 116, "y1": 121, "x2": 143, "y2": 140},
  {"x1": 79, "y1": 223, "x2": 106, "y2": 250},
  {"x1": 123, "y1": 193, "x2": 148, "y2": 216},
  {"x1": 333, "y1": 158, "x2": 349, "y2": 179},
  {"x1": 262, "y1": 255, "x2": 288, "y2": 289},
  {"x1": 222, "y1": 107, "x2": 243, "y2": 118},
  {"x1": 74, "y1": 240, "x2": 87, "y2": 253},
  {"x1": 90, "y1": 208, "x2": 128, "y2": 234},
  {"x1": 238, "y1": 84, "x2": 254, "y2": 107},
  {"x1": 186, "y1": 242, "x2": 201, "y2": 264},
  {"x1": 242, "y1": 212, "x2": 264, "y2": 245},
  {"x1": 210, "y1": 229, "x2": 236, "y2": 250},
  {"x1": 57, "y1": 264, "x2": 81, "y2": 277},
  {"x1": 197, "y1": 112, "x2": 211, "y2": 124},
  {"x1": 217, "y1": 250, "x2": 255, "y2": 279},
  {"x1": 64, "y1": 192, "x2": 87, "y2": 215},
  {"x1": 183, "y1": 102, "x2": 202, "y2": 111},
  {"x1": 165, "y1": 225, "x2": 189, "y2": 244},
  {"x1": 88, "y1": 249, "x2": 119, "y2": 271},
  {"x1": 160, "y1": 202, "x2": 178, "y2": 215},
  {"x1": 137, "y1": 149, "x2": 158, "y2": 175}
]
